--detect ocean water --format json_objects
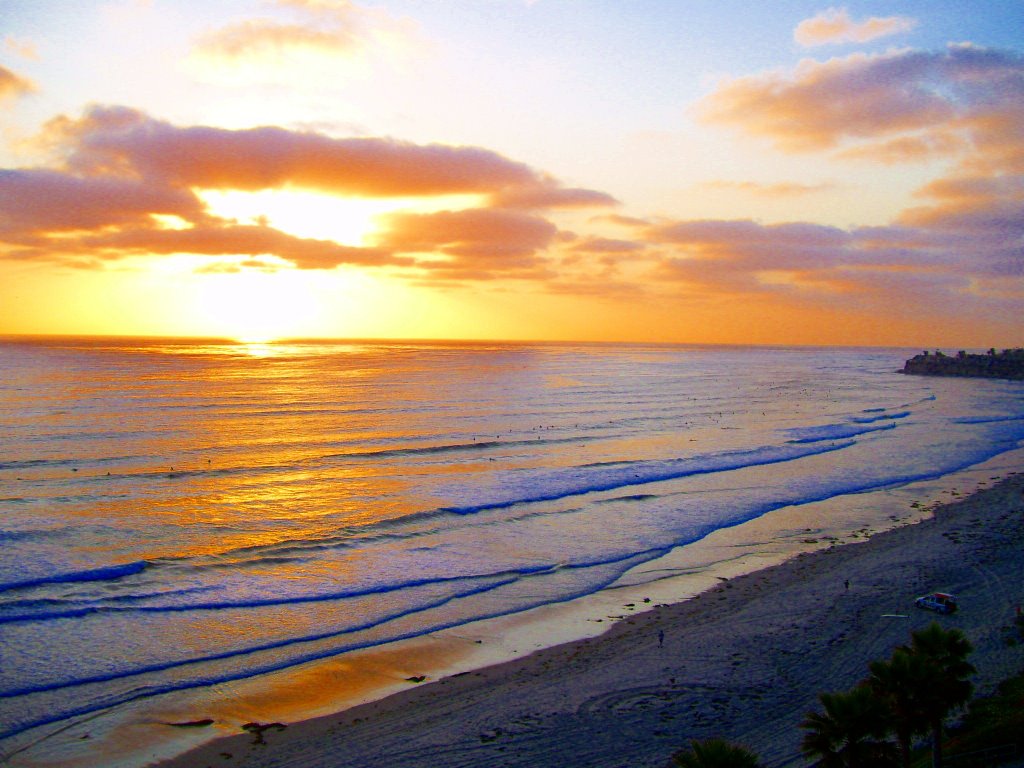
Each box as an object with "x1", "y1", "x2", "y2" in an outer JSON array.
[{"x1": 1, "y1": 338, "x2": 1023, "y2": 756}]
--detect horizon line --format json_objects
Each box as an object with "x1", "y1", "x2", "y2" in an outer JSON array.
[{"x1": 0, "y1": 331, "x2": 972, "y2": 353}]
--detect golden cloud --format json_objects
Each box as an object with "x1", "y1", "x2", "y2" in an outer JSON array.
[
  {"x1": 0, "y1": 64, "x2": 34, "y2": 101},
  {"x1": 189, "y1": 0, "x2": 415, "y2": 82},
  {"x1": 701, "y1": 180, "x2": 837, "y2": 197},
  {"x1": 490, "y1": 183, "x2": 618, "y2": 210},
  {"x1": 73, "y1": 223, "x2": 403, "y2": 270},
  {"x1": 565, "y1": 237, "x2": 647, "y2": 255},
  {"x1": 794, "y1": 8, "x2": 917, "y2": 47},
  {"x1": 640, "y1": 210, "x2": 1022, "y2": 311},
  {"x1": 377, "y1": 208, "x2": 558, "y2": 279},
  {"x1": 49, "y1": 106, "x2": 543, "y2": 196},
  {"x1": 701, "y1": 51, "x2": 955, "y2": 152},
  {"x1": 0, "y1": 169, "x2": 207, "y2": 237},
  {"x1": 700, "y1": 46, "x2": 1024, "y2": 166},
  {"x1": 692, "y1": 43, "x2": 1024, "y2": 302},
  {"x1": 1, "y1": 106, "x2": 613, "y2": 280}
]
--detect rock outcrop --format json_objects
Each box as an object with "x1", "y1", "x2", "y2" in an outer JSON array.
[{"x1": 901, "y1": 348, "x2": 1024, "y2": 380}]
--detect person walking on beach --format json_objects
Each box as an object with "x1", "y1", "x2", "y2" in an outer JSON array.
[{"x1": 658, "y1": 629, "x2": 665, "y2": 648}]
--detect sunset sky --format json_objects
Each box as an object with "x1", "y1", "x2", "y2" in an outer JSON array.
[{"x1": 1, "y1": 1, "x2": 1022, "y2": 346}]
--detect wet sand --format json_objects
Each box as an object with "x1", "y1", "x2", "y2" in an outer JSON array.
[{"x1": 155, "y1": 472, "x2": 1024, "y2": 768}]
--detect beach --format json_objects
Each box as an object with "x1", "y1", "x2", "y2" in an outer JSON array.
[{"x1": 154, "y1": 471, "x2": 1024, "y2": 768}]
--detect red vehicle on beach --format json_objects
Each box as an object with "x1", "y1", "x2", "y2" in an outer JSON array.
[{"x1": 915, "y1": 592, "x2": 958, "y2": 614}]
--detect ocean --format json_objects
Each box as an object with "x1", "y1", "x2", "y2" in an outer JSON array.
[{"x1": 2, "y1": 338, "x2": 1023, "y2": 764}]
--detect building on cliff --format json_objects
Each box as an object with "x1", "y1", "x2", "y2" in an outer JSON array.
[{"x1": 901, "y1": 348, "x2": 1024, "y2": 380}]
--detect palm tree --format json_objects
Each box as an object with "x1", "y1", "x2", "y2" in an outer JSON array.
[
  {"x1": 868, "y1": 649, "x2": 930, "y2": 768},
  {"x1": 671, "y1": 738, "x2": 762, "y2": 768},
  {"x1": 869, "y1": 623, "x2": 975, "y2": 768},
  {"x1": 906, "y1": 623, "x2": 975, "y2": 768},
  {"x1": 801, "y1": 684, "x2": 898, "y2": 767}
]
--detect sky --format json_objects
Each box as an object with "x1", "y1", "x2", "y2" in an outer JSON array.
[{"x1": 1, "y1": 0, "x2": 1022, "y2": 347}]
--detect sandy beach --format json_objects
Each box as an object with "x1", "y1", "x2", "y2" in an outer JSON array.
[{"x1": 153, "y1": 471, "x2": 1024, "y2": 768}]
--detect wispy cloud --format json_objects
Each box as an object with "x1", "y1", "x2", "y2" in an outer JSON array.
[
  {"x1": 794, "y1": 7, "x2": 917, "y2": 47},
  {"x1": 699, "y1": 45, "x2": 1024, "y2": 161},
  {"x1": 0, "y1": 64, "x2": 35, "y2": 101},
  {"x1": 4, "y1": 36, "x2": 39, "y2": 60},
  {"x1": 836, "y1": 132, "x2": 969, "y2": 164},
  {"x1": 701, "y1": 180, "x2": 837, "y2": 197},
  {"x1": 490, "y1": 183, "x2": 617, "y2": 210},
  {"x1": 189, "y1": 0, "x2": 416, "y2": 82},
  {"x1": 564, "y1": 237, "x2": 647, "y2": 255}
]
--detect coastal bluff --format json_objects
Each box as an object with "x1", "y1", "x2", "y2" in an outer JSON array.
[{"x1": 901, "y1": 348, "x2": 1024, "y2": 380}]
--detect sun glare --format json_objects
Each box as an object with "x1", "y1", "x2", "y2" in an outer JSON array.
[
  {"x1": 194, "y1": 268, "x2": 323, "y2": 343},
  {"x1": 199, "y1": 190, "x2": 485, "y2": 246}
]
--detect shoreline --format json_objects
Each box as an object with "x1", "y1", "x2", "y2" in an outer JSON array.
[
  {"x1": 3, "y1": 454, "x2": 1020, "y2": 768},
  {"x1": 146, "y1": 468, "x2": 1024, "y2": 768}
]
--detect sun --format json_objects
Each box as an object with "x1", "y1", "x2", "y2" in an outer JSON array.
[
  {"x1": 200, "y1": 189, "x2": 382, "y2": 246},
  {"x1": 194, "y1": 268, "x2": 323, "y2": 342},
  {"x1": 179, "y1": 189, "x2": 489, "y2": 342},
  {"x1": 198, "y1": 189, "x2": 486, "y2": 246},
  {"x1": 235, "y1": 331, "x2": 279, "y2": 345}
]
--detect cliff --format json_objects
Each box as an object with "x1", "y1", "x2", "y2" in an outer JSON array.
[{"x1": 901, "y1": 348, "x2": 1024, "y2": 380}]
